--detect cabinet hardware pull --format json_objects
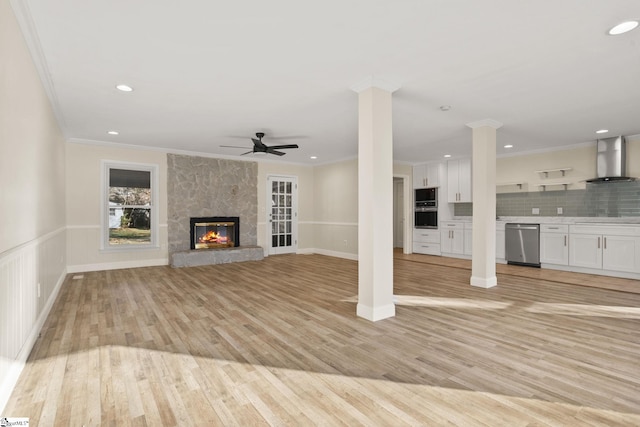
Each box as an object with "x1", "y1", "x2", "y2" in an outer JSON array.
[
  {"x1": 598, "y1": 237, "x2": 600, "y2": 249},
  {"x1": 564, "y1": 235, "x2": 567, "y2": 246},
  {"x1": 604, "y1": 237, "x2": 606, "y2": 249},
  {"x1": 549, "y1": 227, "x2": 558, "y2": 229}
]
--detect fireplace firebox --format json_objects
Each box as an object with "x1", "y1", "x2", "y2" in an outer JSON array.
[{"x1": 190, "y1": 217, "x2": 240, "y2": 250}]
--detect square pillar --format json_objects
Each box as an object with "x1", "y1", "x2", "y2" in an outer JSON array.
[
  {"x1": 467, "y1": 119, "x2": 502, "y2": 288},
  {"x1": 352, "y1": 78, "x2": 399, "y2": 321}
]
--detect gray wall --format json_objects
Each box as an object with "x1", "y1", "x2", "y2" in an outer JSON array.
[
  {"x1": 167, "y1": 154, "x2": 258, "y2": 253},
  {"x1": 455, "y1": 180, "x2": 640, "y2": 217}
]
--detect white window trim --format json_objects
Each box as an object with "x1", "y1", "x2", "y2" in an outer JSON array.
[{"x1": 101, "y1": 160, "x2": 159, "y2": 251}]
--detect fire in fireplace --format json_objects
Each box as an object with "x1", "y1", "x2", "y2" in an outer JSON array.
[{"x1": 190, "y1": 217, "x2": 240, "y2": 250}]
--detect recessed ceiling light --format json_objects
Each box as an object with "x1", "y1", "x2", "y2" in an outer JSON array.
[
  {"x1": 444, "y1": 154, "x2": 451, "y2": 158},
  {"x1": 107, "y1": 130, "x2": 119, "y2": 135},
  {"x1": 596, "y1": 129, "x2": 609, "y2": 134},
  {"x1": 116, "y1": 84, "x2": 133, "y2": 92},
  {"x1": 608, "y1": 20, "x2": 639, "y2": 35},
  {"x1": 440, "y1": 105, "x2": 451, "y2": 111},
  {"x1": 504, "y1": 144, "x2": 513, "y2": 148},
  {"x1": 310, "y1": 156, "x2": 317, "y2": 160}
]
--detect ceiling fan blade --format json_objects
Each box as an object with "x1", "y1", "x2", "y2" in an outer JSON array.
[
  {"x1": 268, "y1": 144, "x2": 299, "y2": 150},
  {"x1": 220, "y1": 145, "x2": 252, "y2": 149},
  {"x1": 240, "y1": 150, "x2": 254, "y2": 155},
  {"x1": 267, "y1": 150, "x2": 286, "y2": 156},
  {"x1": 264, "y1": 135, "x2": 306, "y2": 140}
]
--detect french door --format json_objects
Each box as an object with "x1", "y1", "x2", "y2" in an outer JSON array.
[{"x1": 267, "y1": 176, "x2": 298, "y2": 255}]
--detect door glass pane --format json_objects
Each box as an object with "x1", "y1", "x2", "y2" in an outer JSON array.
[
  {"x1": 279, "y1": 235, "x2": 285, "y2": 246},
  {"x1": 286, "y1": 235, "x2": 292, "y2": 246},
  {"x1": 286, "y1": 182, "x2": 292, "y2": 193},
  {"x1": 272, "y1": 181, "x2": 278, "y2": 192},
  {"x1": 279, "y1": 182, "x2": 285, "y2": 192},
  {"x1": 272, "y1": 235, "x2": 278, "y2": 247}
]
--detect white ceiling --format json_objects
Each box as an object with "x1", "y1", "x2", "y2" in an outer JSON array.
[{"x1": 12, "y1": 0, "x2": 640, "y2": 165}]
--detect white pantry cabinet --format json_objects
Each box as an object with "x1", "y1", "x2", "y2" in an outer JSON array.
[
  {"x1": 540, "y1": 224, "x2": 569, "y2": 266},
  {"x1": 569, "y1": 224, "x2": 640, "y2": 273},
  {"x1": 413, "y1": 229, "x2": 441, "y2": 255},
  {"x1": 447, "y1": 159, "x2": 472, "y2": 202},
  {"x1": 413, "y1": 163, "x2": 442, "y2": 189}
]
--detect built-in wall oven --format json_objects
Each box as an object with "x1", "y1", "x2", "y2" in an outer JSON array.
[{"x1": 415, "y1": 188, "x2": 438, "y2": 229}]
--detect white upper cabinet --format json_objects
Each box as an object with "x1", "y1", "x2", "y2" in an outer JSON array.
[
  {"x1": 447, "y1": 158, "x2": 472, "y2": 202},
  {"x1": 413, "y1": 163, "x2": 442, "y2": 189}
]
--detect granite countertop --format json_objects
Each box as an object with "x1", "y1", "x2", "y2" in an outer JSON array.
[{"x1": 453, "y1": 216, "x2": 640, "y2": 225}]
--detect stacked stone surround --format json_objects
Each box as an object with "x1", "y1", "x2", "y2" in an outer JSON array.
[{"x1": 167, "y1": 154, "x2": 259, "y2": 257}]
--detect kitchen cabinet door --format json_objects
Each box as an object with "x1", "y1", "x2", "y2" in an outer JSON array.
[
  {"x1": 602, "y1": 235, "x2": 637, "y2": 273},
  {"x1": 441, "y1": 229, "x2": 464, "y2": 254},
  {"x1": 413, "y1": 164, "x2": 428, "y2": 189},
  {"x1": 464, "y1": 228, "x2": 472, "y2": 256},
  {"x1": 457, "y1": 158, "x2": 472, "y2": 202},
  {"x1": 569, "y1": 234, "x2": 602, "y2": 269},
  {"x1": 413, "y1": 163, "x2": 441, "y2": 188},
  {"x1": 447, "y1": 159, "x2": 472, "y2": 203},
  {"x1": 496, "y1": 229, "x2": 505, "y2": 260},
  {"x1": 540, "y1": 232, "x2": 569, "y2": 265},
  {"x1": 426, "y1": 163, "x2": 441, "y2": 188}
]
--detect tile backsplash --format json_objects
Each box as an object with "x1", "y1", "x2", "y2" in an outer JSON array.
[{"x1": 454, "y1": 180, "x2": 640, "y2": 217}]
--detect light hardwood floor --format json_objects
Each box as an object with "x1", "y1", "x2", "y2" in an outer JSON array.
[{"x1": 5, "y1": 254, "x2": 640, "y2": 426}]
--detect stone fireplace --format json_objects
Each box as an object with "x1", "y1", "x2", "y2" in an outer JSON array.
[{"x1": 167, "y1": 154, "x2": 263, "y2": 267}]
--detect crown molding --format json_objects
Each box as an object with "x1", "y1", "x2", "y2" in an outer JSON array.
[
  {"x1": 466, "y1": 119, "x2": 504, "y2": 129},
  {"x1": 10, "y1": 0, "x2": 68, "y2": 136},
  {"x1": 350, "y1": 76, "x2": 401, "y2": 93}
]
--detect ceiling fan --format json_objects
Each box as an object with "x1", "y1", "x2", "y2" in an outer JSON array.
[{"x1": 221, "y1": 132, "x2": 299, "y2": 156}]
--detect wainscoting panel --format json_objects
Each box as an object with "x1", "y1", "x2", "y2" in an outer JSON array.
[{"x1": 0, "y1": 228, "x2": 66, "y2": 413}]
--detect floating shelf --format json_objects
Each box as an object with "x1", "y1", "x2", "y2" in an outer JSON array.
[
  {"x1": 535, "y1": 167, "x2": 573, "y2": 178},
  {"x1": 497, "y1": 182, "x2": 525, "y2": 189},
  {"x1": 538, "y1": 182, "x2": 571, "y2": 191}
]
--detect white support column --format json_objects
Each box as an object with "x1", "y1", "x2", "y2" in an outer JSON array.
[
  {"x1": 351, "y1": 77, "x2": 399, "y2": 321},
  {"x1": 467, "y1": 119, "x2": 503, "y2": 288}
]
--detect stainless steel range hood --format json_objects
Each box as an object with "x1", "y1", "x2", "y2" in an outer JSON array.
[{"x1": 586, "y1": 136, "x2": 635, "y2": 182}]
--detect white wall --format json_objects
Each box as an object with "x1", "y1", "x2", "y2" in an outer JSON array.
[
  {"x1": 0, "y1": 3, "x2": 67, "y2": 412},
  {"x1": 66, "y1": 142, "x2": 169, "y2": 272}
]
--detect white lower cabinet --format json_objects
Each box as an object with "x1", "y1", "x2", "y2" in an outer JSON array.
[
  {"x1": 540, "y1": 224, "x2": 569, "y2": 266},
  {"x1": 569, "y1": 225, "x2": 640, "y2": 273},
  {"x1": 413, "y1": 229, "x2": 441, "y2": 255},
  {"x1": 441, "y1": 222, "x2": 465, "y2": 255},
  {"x1": 496, "y1": 222, "x2": 506, "y2": 261},
  {"x1": 463, "y1": 224, "x2": 472, "y2": 256}
]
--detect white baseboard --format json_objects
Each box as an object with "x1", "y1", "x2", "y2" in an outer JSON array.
[
  {"x1": 298, "y1": 248, "x2": 358, "y2": 261},
  {"x1": 67, "y1": 258, "x2": 168, "y2": 273},
  {"x1": 356, "y1": 302, "x2": 396, "y2": 321},
  {"x1": 0, "y1": 268, "x2": 66, "y2": 414}
]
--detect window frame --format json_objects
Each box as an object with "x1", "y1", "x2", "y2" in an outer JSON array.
[{"x1": 101, "y1": 160, "x2": 159, "y2": 251}]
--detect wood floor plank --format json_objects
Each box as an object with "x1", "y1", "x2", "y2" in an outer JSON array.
[{"x1": 4, "y1": 253, "x2": 640, "y2": 425}]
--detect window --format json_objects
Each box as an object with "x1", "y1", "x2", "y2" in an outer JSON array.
[{"x1": 102, "y1": 161, "x2": 158, "y2": 250}]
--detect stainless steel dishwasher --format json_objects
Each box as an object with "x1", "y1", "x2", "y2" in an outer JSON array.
[{"x1": 505, "y1": 223, "x2": 540, "y2": 267}]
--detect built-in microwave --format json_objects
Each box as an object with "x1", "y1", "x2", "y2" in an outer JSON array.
[
  {"x1": 415, "y1": 187, "x2": 437, "y2": 204},
  {"x1": 415, "y1": 187, "x2": 438, "y2": 229}
]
